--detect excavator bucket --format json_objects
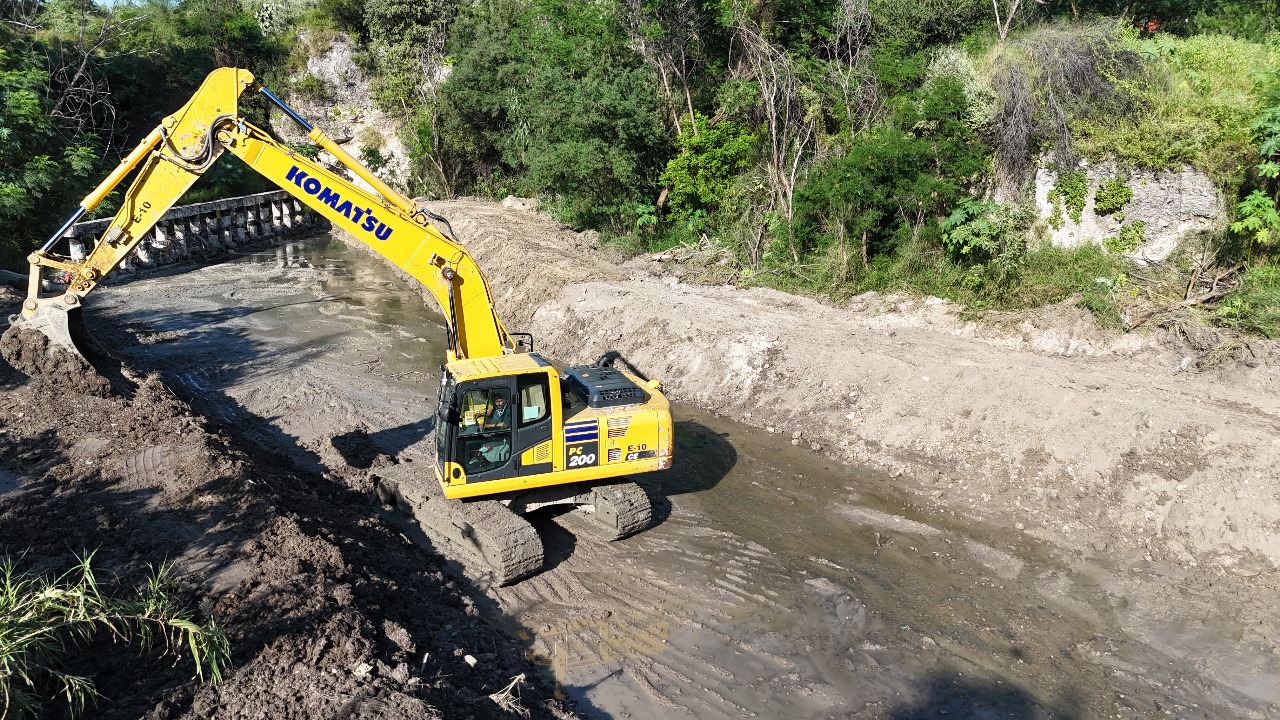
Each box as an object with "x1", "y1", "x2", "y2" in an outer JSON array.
[
  {"x1": 8, "y1": 304, "x2": 82, "y2": 357},
  {"x1": 1, "y1": 304, "x2": 109, "y2": 394}
]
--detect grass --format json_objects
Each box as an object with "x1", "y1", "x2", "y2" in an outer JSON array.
[
  {"x1": 0, "y1": 554, "x2": 229, "y2": 719},
  {"x1": 1215, "y1": 263, "x2": 1280, "y2": 338},
  {"x1": 725, "y1": 230, "x2": 1128, "y2": 325},
  {"x1": 1073, "y1": 31, "x2": 1279, "y2": 189},
  {"x1": 293, "y1": 73, "x2": 332, "y2": 102}
]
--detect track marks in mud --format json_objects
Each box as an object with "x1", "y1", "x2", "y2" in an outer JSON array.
[
  {"x1": 498, "y1": 510, "x2": 847, "y2": 718},
  {"x1": 122, "y1": 444, "x2": 176, "y2": 499},
  {"x1": 68, "y1": 434, "x2": 110, "y2": 462}
]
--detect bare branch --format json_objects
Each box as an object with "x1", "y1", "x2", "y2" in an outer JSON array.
[
  {"x1": 823, "y1": 0, "x2": 880, "y2": 137},
  {"x1": 412, "y1": 27, "x2": 455, "y2": 198},
  {"x1": 623, "y1": 0, "x2": 708, "y2": 137},
  {"x1": 42, "y1": 6, "x2": 152, "y2": 141},
  {"x1": 734, "y1": 8, "x2": 818, "y2": 262}
]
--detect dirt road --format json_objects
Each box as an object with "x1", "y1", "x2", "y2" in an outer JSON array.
[{"x1": 38, "y1": 210, "x2": 1275, "y2": 719}]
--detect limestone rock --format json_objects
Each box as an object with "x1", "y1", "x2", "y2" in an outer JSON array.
[{"x1": 1034, "y1": 161, "x2": 1224, "y2": 265}]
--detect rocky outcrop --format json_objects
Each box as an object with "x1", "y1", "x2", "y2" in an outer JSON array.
[
  {"x1": 1034, "y1": 161, "x2": 1225, "y2": 264},
  {"x1": 273, "y1": 32, "x2": 412, "y2": 193}
]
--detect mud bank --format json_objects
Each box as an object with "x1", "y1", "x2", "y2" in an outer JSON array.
[
  {"x1": 0, "y1": 294, "x2": 572, "y2": 717},
  {"x1": 414, "y1": 200, "x2": 1280, "y2": 578}
]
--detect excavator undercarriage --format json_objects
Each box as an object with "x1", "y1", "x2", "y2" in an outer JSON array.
[{"x1": 374, "y1": 465, "x2": 652, "y2": 585}]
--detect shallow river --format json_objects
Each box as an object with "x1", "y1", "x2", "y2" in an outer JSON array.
[{"x1": 92, "y1": 233, "x2": 1275, "y2": 719}]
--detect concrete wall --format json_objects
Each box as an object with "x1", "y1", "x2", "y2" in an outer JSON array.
[{"x1": 65, "y1": 190, "x2": 326, "y2": 275}]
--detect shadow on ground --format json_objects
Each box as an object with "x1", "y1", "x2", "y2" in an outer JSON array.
[{"x1": 889, "y1": 672, "x2": 1085, "y2": 720}]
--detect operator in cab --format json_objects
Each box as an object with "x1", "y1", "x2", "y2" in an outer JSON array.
[{"x1": 484, "y1": 394, "x2": 510, "y2": 429}]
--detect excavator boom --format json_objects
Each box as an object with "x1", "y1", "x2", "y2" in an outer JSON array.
[{"x1": 13, "y1": 68, "x2": 511, "y2": 362}]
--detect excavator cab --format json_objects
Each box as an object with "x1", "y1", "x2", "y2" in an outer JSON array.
[{"x1": 434, "y1": 353, "x2": 672, "y2": 500}]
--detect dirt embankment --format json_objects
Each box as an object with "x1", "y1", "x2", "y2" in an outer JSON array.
[
  {"x1": 0, "y1": 285, "x2": 572, "y2": 718},
  {"x1": 424, "y1": 199, "x2": 1280, "y2": 578}
]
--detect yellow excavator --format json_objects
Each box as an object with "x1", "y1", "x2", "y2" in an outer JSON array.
[{"x1": 6, "y1": 68, "x2": 673, "y2": 584}]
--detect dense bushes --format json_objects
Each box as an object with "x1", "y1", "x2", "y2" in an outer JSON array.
[
  {"x1": 0, "y1": 41, "x2": 102, "y2": 268},
  {"x1": 0, "y1": 0, "x2": 285, "y2": 266},
  {"x1": 441, "y1": 0, "x2": 668, "y2": 231},
  {"x1": 5, "y1": 0, "x2": 1280, "y2": 333}
]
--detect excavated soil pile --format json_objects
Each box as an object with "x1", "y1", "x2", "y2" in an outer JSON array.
[
  {"x1": 0, "y1": 298, "x2": 573, "y2": 719},
  {"x1": 0, "y1": 324, "x2": 111, "y2": 397}
]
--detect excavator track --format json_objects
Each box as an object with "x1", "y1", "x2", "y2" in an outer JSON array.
[
  {"x1": 373, "y1": 464, "x2": 543, "y2": 586},
  {"x1": 582, "y1": 482, "x2": 653, "y2": 541}
]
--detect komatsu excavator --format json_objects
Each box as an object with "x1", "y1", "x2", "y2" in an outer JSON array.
[{"x1": 7, "y1": 68, "x2": 672, "y2": 584}]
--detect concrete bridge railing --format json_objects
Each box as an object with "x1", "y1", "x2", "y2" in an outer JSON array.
[{"x1": 64, "y1": 190, "x2": 325, "y2": 274}]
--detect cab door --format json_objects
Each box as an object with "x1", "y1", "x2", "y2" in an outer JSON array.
[
  {"x1": 452, "y1": 379, "x2": 517, "y2": 482},
  {"x1": 515, "y1": 372, "x2": 554, "y2": 476}
]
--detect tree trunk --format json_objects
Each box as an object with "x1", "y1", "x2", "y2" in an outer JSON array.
[{"x1": 658, "y1": 63, "x2": 683, "y2": 136}]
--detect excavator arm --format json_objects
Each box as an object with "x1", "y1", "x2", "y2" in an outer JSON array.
[{"x1": 15, "y1": 68, "x2": 512, "y2": 362}]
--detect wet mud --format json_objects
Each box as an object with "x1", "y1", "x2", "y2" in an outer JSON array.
[
  {"x1": 0, "y1": 257, "x2": 571, "y2": 719},
  {"x1": 0, "y1": 322, "x2": 111, "y2": 396},
  {"x1": 63, "y1": 231, "x2": 1279, "y2": 719}
]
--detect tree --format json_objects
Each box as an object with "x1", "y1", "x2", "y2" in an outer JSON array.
[
  {"x1": 406, "y1": 26, "x2": 454, "y2": 197},
  {"x1": 992, "y1": 0, "x2": 1047, "y2": 42},
  {"x1": 989, "y1": 23, "x2": 1145, "y2": 194},
  {"x1": 866, "y1": 0, "x2": 991, "y2": 52},
  {"x1": 365, "y1": 0, "x2": 454, "y2": 111},
  {"x1": 442, "y1": 0, "x2": 669, "y2": 230},
  {"x1": 623, "y1": 0, "x2": 713, "y2": 138},
  {"x1": 732, "y1": 6, "x2": 819, "y2": 262},
  {"x1": 0, "y1": 28, "x2": 101, "y2": 269},
  {"x1": 793, "y1": 77, "x2": 989, "y2": 281},
  {"x1": 822, "y1": 0, "x2": 880, "y2": 137},
  {"x1": 38, "y1": 0, "x2": 154, "y2": 138}
]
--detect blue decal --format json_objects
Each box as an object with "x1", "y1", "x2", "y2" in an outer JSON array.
[
  {"x1": 283, "y1": 165, "x2": 393, "y2": 241},
  {"x1": 565, "y1": 420, "x2": 598, "y2": 441}
]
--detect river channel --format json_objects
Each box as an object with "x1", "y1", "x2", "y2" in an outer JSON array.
[{"x1": 89, "y1": 232, "x2": 1274, "y2": 719}]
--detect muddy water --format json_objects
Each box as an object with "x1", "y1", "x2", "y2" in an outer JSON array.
[{"x1": 92, "y1": 233, "x2": 1275, "y2": 720}]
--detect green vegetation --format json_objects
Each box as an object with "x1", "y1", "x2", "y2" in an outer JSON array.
[
  {"x1": 660, "y1": 115, "x2": 756, "y2": 240},
  {"x1": 1230, "y1": 69, "x2": 1280, "y2": 254},
  {"x1": 0, "y1": 39, "x2": 101, "y2": 268},
  {"x1": 1215, "y1": 264, "x2": 1280, "y2": 337},
  {"x1": 1103, "y1": 220, "x2": 1147, "y2": 254},
  {"x1": 293, "y1": 72, "x2": 330, "y2": 100},
  {"x1": 0, "y1": 554, "x2": 229, "y2": 719},
  {"x1": 0, "y1": 0, "x2": 283, "y2": 266},
  {"x1": 1074, "y1": 32, "x2": 1278, "y2": 189},
  {"x1": 439, "y1": 0, "x2": 668, "y2": 231},
  {"x1": 1093, "y1": 176, "x2": 1133, "y2": 215},
  {"x1": 4, "y1": 0, "x2": 1280, "y2": 333},
  {"x1": 1216, "y1": 65, "x2": 1280, "y2": 332},
  {"x1": 1048, "y1": 171, "x2": 1089, "y2": 229}
]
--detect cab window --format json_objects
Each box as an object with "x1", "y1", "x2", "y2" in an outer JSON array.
[
  {"x1": 454, "y1": 386, "x2": 513, "y2": 475},
  {"x1": 518, "y1": 376, "x2": 549, "y2": 426},
  {"x1": 458, "y1": 388, "x2": 512, "y2": 436}
]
